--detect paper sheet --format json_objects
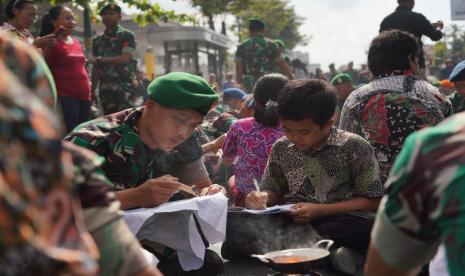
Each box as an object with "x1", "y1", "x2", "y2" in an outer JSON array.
[
  {"x1": 242, "y1": 204, "x2": 295, "y2": 214},
  {"x1": 123, "y1": 193, "x2": 228, "y2": 271}
]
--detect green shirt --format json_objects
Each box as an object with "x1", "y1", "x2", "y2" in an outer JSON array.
[
  {"x1": 372, "y1": 113, "x2": 465, "y2": 275},
  {"x1": 64, "y1": 107, "x2": 206, "y2": 190},
  {"x1": 93, "y1": 25, "x2": 137, "y2": 89},
  {"x1": 235, "y1": 35, "x2": 281, "y2": 92}
]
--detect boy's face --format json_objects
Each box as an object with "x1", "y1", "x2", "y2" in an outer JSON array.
[{"x1": 282, "y1": 118, "x2": 333, "y2": 151}]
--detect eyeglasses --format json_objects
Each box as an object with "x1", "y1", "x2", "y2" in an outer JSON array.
[{"x1": 27, "y1": 12, "x2": 38, "y2": 23}]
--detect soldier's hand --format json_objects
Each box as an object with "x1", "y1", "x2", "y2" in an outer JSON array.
[
  {"x1": 135, "y1": 175, "x2": 181, "y2": 207},
  {"x1": 196, "y1": 184, "x2": 227, "y2": 196}
]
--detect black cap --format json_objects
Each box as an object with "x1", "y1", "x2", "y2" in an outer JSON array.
[{"x1": 100, "y1": 3, "x2": 122, "y2": 15}]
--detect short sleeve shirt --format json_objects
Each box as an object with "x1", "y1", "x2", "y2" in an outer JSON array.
[
  {"x1": 92, "y1": 25, "x2": 137, "y2": 85},
  {"x1": 371, "y1": 113, "x2": 465, "y2": 275},
  {"x1": 222, "y1": 117, "x2": 284, "y2": 194},
  {"x1": 64, "y1": 107, "x2": 206, "y2": 189},
  {"x1": 339, "y1": 74, "x2": 452, "y2": 183},
  {"x1": 261, "y1": 127, "x2": 384, "y2": 204}
]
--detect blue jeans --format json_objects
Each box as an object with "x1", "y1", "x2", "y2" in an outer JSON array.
[{"x1": 58, "y1": 95, "x2": 91, "y2": 133}]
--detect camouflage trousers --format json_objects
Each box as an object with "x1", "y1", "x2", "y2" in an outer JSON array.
[{"x1": 98, "y1": 88, "x2": 134, "y2": 115}]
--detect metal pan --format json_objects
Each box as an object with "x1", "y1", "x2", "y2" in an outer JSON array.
[{"x1": 252, "y1": 239, "x2": 333, "y2": 274}]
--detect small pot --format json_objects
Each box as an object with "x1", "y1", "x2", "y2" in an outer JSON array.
[{"x1": 252, "y1": 239, "x2": 333, "y2": 274}]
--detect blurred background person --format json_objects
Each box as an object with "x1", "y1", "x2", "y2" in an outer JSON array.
[
  {"x1": 40, "y1": 5, "x2": 91, "y2": 133},
  {"x1": 2, "y1": 0, "x2": 56, "y2": 49}
]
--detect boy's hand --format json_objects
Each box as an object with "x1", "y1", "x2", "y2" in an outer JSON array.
[
  {"x1": 245, "y1": 191, "x2": 268, "y2": 209},
  {"x1": 291, "y1": 203, "x2": 326, "y2": 224}
]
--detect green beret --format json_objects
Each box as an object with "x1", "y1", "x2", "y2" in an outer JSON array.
[
  {"x1": 331, "y1": 73, "x2": 352, "y2": 85},
  {"x1": 100, "y1": 3, "x2": 122, "y2": 15},
  {"x1": 147, "y1": 72, "x2": 218, "y2": 115},
  {"x1": 248, "y1": 17, "x2": 266, "y2": 30},
  {"x1": 274, "y1": 39, "x2": 286, "y2": 49}
]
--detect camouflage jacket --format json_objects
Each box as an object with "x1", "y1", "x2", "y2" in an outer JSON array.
[
  {"x1": 202, "y1": 103, "x2": 240, "y2": 140},
  {"x1": 92, "y1": 25, "x2": 137, "y2": 90},
  {"x1": 64, "y1": 107, "x2": 204, "y2": 189},
  {"x1": 372, "y1": 112, "x2": 465, "y2": 275},
  {"x1": 235, "y1": 35, "x2": 281, "y2": 92}
]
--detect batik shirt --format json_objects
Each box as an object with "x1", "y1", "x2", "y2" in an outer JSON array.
[
  {"x1": 64, "y1": 107, "x2": 207, "y2": 189},
  {"x1": 448, "y1": 92, "x2": 465, "y2": 114},
  {"x1": 223, "y1": 117, "x2": 284, "y2": 194},
  {"x1": 372, "y1": 112, "x2": 465, "y2": 275},
  {"x1": 339, "y1": 73, "x2": 452, "y2": 183},
  {"x1": 0, "y1": 61, "x2": 98, "y2": 275},
  {"x1": 261, "y1": 127, "x2": 384, "y2": 204},
  {"x1": 235, "y1": 35, "x2": 281, "y2": 92}
]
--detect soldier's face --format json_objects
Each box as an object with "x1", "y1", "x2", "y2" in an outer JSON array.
[
  {"x1": 142, "y1": 101, "x2": 203, "y2": 151},
  {"x1": 101, "y1": 10, "x2": 120, "y2": 28}
]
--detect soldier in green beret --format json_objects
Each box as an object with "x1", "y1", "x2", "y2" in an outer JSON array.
[
  {"x1": 235, "y1": 18, "x2": 293, "y2": 93},
  {"x1": 91, "y1": 3, "x2": 140, "y2": 115},
  {"x1": 331, "y1": 73, "x2": 354, "y2": 125},
  {"x1": 65, "y1": 72, "x2": 226, "y2": 275}
]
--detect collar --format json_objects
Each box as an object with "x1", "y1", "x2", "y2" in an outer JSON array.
[
  {"x1": 395, "y1": 5, "x2": 411, "y2": 11},
  {"x1": 104, "y1": 24, "x2": 122, "y2": 36},
  {"x1": 121, "y1": 106, "x2": 143, "y2": 129},
  {"x1": 2, "y1": 22, "x2": 33, "y2": 39},
  {"x1": 377, "y1": 70, "x2": 415, "y2": 79},
  {"x1": 287, "y1": 127, "x2": 343, "y2": 152}
]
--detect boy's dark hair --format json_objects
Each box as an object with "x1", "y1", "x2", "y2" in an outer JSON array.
[
  {"x1": 39, "y1": 5, "x2": 64, "y2": 36},
  {"x1": 368, "y1": 30, "x2": 419, "y2": 76},
  {"x1": 278, "y1": 79, "x2": 337, "y2": 128},
  {"x1": 5, "y1": 0, "x2": 35, "y2": 19},
  {"x1": 253, "y1": 73, "x2": 288, "y2": 127}
]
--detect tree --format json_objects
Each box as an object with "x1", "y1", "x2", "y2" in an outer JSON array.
[{"x1": 446, "y1": 24, "x2": 465, "y2": 60}]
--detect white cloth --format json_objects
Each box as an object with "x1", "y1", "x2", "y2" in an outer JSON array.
[
  {"x1": 123, "y1": 193, "x2": 228, "y2": 270},
  {"x1": 429, "y1": 245, "x2": 449, "y2": 276}
]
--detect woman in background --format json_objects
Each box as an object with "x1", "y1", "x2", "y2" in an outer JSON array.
[
  {"x1": 40, "y1": 5, "x2": 91, "y2": 133},
  {"x1": 2, "y1": 0, "x2": 56, "y2": 48},
  {"x1": 222, "y1": 73, "x2": 288, "y2": 206}
]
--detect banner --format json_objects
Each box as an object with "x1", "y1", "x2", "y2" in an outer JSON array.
[{"x1": 451, "y1": 0, "x2": 465, "y2": 20}]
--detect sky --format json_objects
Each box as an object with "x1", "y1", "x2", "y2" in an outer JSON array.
[{"x1": 147, "y1": 0, "x2": 461, "y2": 70}]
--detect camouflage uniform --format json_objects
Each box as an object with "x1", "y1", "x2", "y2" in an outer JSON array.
[
  {"x1": 372, "y1": 112, "x2": 465, "y2": 275},
  {"x1": 64, "y1": 107, "x2": 207, "y2": 190},
  {"x1": 448, "y1": 92, "x2": 465, "y2": 113},
  {"x1": 1, "y1": 31, "x2": 150, "y2": 275},
  {"x1": 0, "y1": 60, "x2": 98, "y2": 275},
  {"x1": 202, "y1": 103, "x2": 240, "y2": 140},
  {"x1": 64, "y1": 107, "x2": 208, "y2": 259},
  {"x1": 235, "y1": 35, "x2": 281, "y2": 93},
  {"x1": 93, "y1": 25, "x2": 138, "y2": 115}
]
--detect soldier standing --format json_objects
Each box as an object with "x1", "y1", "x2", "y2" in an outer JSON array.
[
  {"x1": 91, "y1": 4, "x2": 139, "y2": 115},
  {"x1": 235, "y1": 18, "x2": 293, "y2": 93}
]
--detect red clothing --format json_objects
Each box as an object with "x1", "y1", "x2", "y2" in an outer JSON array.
[{"x1": 46, "y1": 38, "x2": 91, "y2": 100}]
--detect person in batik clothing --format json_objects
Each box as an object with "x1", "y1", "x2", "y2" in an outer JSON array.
[
  {"x1": 339, "y1": 30, "x2": 451, "y2": 183},
  {"x1": 222, "y1": 74, "x2": 287, "y2": 206}
]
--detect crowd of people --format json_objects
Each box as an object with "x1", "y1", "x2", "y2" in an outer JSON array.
[{"x1": 2, "y1": 0, "x2": 465, "y2": 275}]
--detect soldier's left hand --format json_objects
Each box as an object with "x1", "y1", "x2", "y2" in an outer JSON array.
[{"x1": 199, "y1": 184, "x2": 227, "y2": 196}]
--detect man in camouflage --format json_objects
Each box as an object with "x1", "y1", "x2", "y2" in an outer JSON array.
[
  {"x1": 235, "y1": 18, "x2": 293, "y2": 93},
  {"x1": 65, "y1": 72, "x2": 226, "y2": 275},
  {"x1": 0, "y1": 30, "x2": 161, "y2": 276},
  {"x1": 365, "y1": 112, "x2": 465, "y2": 276},
  {"x1": 91, "y1": 4, "x2": 139, "y2": 115}
]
